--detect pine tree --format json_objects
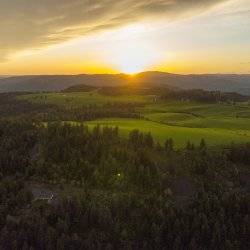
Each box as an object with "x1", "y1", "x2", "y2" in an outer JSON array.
[
  {"x1": 199, "y1": 139, "x2": 207, "y2": 151},
  {"x1": 173, "y1": 236, "x2": 182, "y2": 250},
  {"x1": 144, "y1": 132, "x2": 154, "y2": 148},
  {"x1": 165, "y1": 138, "x2": 174, "y2": 153}
]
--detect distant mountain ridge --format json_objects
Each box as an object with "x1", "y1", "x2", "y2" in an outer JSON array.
[
  {"x1": 0, "y1": 72, "x2": 250, "y2": 95},
  {"x1": 0, "y1": 75, "x2": 13, "y2": 79}
]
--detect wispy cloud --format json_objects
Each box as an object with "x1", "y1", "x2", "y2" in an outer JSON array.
[
  {"x1": 0, "y1": 0, "x2": 227, "y2": 60},
  {"x1": 240, "y1": 62, "x2": 250, "y2": 65}
]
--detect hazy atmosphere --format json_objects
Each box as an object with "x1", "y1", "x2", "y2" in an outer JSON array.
[
  {"x1": 0, "y1": 1, "x2": 249, "y2": 249},
  {"x1": 1, "y1": 0, "x2": 250, "y2": 74}
]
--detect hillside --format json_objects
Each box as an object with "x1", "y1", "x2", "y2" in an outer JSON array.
[
  {"x1": 0, "y1": 74, "x2": 130, "y2": 92},
  {"x1": 19, "y1": 89, "x2": 250, "y2": 147},
  {"x1": 0, "y1": 72, "x2": 250, "y2": 94},
  {"x1": 0, "y1": 75, "x2": 12, "y2": 79},
  {"x1": 136, "y1": 72, "x2": 250, "y2": 94},
  {"x1": 0, "y1": 91, "x2": 249, "y2": 250}
]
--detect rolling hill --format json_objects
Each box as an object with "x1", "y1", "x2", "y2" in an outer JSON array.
[{"x1": 0, "y1": 72, "x2": 250, "y2": 94}]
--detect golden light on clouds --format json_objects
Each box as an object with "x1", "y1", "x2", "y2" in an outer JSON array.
[{"x1": 0, "y1": 0, "x2": 249, "y2": 75}]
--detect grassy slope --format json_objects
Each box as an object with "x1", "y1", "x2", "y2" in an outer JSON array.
[
  {"x1": 141, "y1": 102, "x2": 250, "y2": 130},
  {"x1": 85, "y1": 118, "x2": 250, "y2": 147},
  {"x1": 21, "y1": 92, "x2": 250, "y2": 147}
]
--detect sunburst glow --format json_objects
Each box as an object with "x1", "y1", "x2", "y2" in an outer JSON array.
[
  {"x1": 103, "y1": 24, "x2": 161, "y2": 74},
  {"x1": 1, "y1": 0, "x2": 248, "y2": 75},
  {"x1": 113, "y1": 44, "x2": 158, "y2": 74}
]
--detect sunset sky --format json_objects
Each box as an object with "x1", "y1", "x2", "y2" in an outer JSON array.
[{"x1": 0, "y1": 0, "x2": 249, "y2": 75}]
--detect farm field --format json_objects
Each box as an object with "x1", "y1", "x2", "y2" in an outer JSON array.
[{"x1": 21, "y1": 91, "x2": 250, "y2": 147}]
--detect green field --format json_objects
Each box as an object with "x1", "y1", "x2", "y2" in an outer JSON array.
[
  {"x1": 21, "y1": 91, "x2": 250, "y2": 147},
  {"x1": 85, "y1": 118, "x2": 250, "y2": 147},
  {"x1": 141, "y1": 102, "x2": 250, "y2": 130}
]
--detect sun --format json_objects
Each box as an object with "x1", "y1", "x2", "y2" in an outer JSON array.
[
  {"x1": 101, "y1": 24, "x2": 160, "y2": 74},
  {"x1": 118, "y1": 49, "x2": 148, "y2": 74},
  {"x1": 121, "y1": 66, "x2": 141, "y2": 75},
  {"x1": 112, "y1": 43, "x2": 159, "y2": 74}
]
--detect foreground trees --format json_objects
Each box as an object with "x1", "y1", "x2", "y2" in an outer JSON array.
[{"x1": 0, "y1": 120, "x2": 249, "y2": 249}]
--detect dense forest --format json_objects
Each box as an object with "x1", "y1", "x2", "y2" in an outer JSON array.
[{"x1": 0, "y1": 92, "x2": 249, "y2": 249}]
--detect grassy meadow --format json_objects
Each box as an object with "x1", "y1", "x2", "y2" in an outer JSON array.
[
  {"x1": 85, "y1": 118, "x2": 250, "y2": 147},
  {"x1": 20, "y1": 91, "x2": 250, "y2": 147}
]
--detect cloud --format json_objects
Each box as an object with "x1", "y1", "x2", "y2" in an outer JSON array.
[
  {"x1": 240, "y1": 62, "x2": 250, "y2": 65},
  {"x1": 0, "y1": 0, "x2": 227, "y2": 60}
]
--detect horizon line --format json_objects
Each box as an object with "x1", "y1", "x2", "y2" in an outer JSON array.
[{"x1": 1, "y1": 71, "x2": 250, "y2": 77}]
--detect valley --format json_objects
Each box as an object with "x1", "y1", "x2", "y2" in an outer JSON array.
[{"x1": 20, "y1": 90, "x2": 250, "y2": 147}]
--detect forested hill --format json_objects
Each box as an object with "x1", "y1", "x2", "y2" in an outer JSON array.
[{"x1": 0, "y1": 72, "x2": 250, "y2": 94}]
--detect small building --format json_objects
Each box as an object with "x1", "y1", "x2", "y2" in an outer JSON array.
[{"x1": 31, "y1": 187, "x2": 56, "y2": 204}]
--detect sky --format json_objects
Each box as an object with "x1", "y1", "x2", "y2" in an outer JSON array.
[{"x1": 0, "y1": 0, "x2": 249, "y2": 75}]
